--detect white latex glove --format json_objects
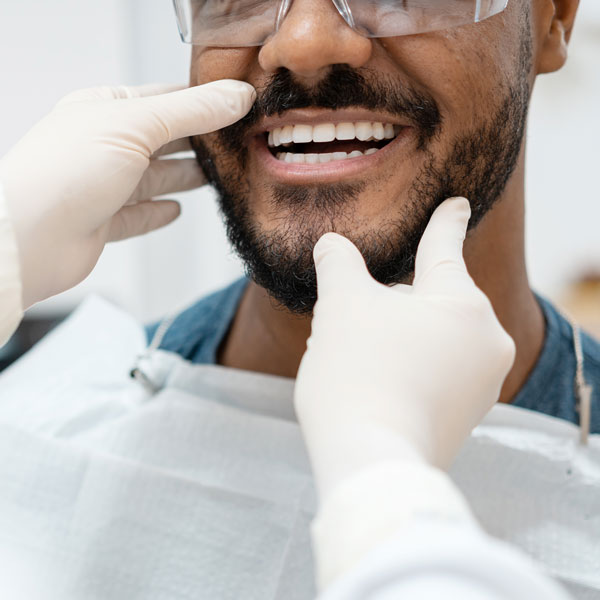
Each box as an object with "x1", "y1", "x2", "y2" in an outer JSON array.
[
  {"x1": 294, "y1": 197, "x2": 516, "y2": 503},
  {"x1": 0, "y1": 80, "x2": 255, "y2": 309}
]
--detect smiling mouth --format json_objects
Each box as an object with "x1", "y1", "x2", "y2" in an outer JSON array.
[{"x1": 265, "y1": 121, "x2": 402, "y2": 164}]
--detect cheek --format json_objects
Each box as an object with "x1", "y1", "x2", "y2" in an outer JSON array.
[
  {"x1": 382, "y1": 21, "x2": 523, "y2": 129},
  {"x1": 190, "y1": 47, "x2": 258, "y2": 86}
]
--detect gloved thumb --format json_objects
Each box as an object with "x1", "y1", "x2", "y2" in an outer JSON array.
[
  {"x1": 313, "y1": 233, "x2": 373, "y2": 299},
  {"x1": 413, "y1": 197, "x2": 474, "y2": 295}
]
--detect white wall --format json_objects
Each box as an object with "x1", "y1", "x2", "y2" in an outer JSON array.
[
  {"x1": 526, "y1": 3, "x2": 600, "y2": 298},
  {"x1": 0, "y1": 1, "x2": 598, "y2": 323}
]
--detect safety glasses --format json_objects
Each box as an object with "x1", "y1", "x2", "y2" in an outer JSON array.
[{"x1": 173, "y1": 0, "x2": 509, "y2": 48}]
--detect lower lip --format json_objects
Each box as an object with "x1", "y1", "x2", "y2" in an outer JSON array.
[{"x1": 252, "y1": 127, "x2": 414, "y2": 184}]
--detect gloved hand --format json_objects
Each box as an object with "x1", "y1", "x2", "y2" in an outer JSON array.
[
  {"x1": 0, "y1": 80, "x2": 255, "y2": 309},
  {"x1": 294, "y1": 197, "x2": 516, "y2": 502}
]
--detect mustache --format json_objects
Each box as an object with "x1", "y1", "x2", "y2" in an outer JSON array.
[{"x1": 217, "y1": 64, "x2": 442, "y2": 153}]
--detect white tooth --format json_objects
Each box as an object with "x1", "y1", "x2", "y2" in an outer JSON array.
[
  {"x1": 384, "y1": 124, "x2": 395, "y2": 139},
  {"x1": 313, "y1": 123, "x2": 336, "y2": 143},
  {"x1": 284, "y1": 153, "x2": 295, "y2": 163},
  {"x1": 333, "y1": 152, "x2": 348, "y2": 161},
  {"x1": 292, "y1": 153, "x2": 305, "y2": 164},
  {"x1": 348, "y1": 150, "x2": 363, "y2": 158},
  {"x1": 365, "y1": 148, "x2": 378, "y2": 155},
  {"x1": 318, "y1": 153, "x2": 334, "y2": 163},
  {"x1": 355, "y1": 121, "x2": 374, "y2": 141},
  {"x1": 372, "y1": 122, "x2": 385, "y2": 140},
  {"x1": 305, "y1": 153, "x2": 319, "y2": 164},
  {"x1": 273, "y1": 128, "x2": 281, "y2": 147},
  {"x1": 336, "y1": 122, "x2": 355, "y2": 141},
  {"x1": 280, "y1": 125, "x2": 294, "y2": 144},
  {"x1": 276, "y1": 152, "x2": 285, "y2": 160},
  {"x1": 293, "y1": 124, "x2": 313, "y2": 144},
  {"x1": 268, "y1": 131, "x2": 274, "y2": 146}
]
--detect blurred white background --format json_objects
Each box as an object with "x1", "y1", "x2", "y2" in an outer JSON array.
[{"x1": 0, "y1": 0, "x2": 599, "y2": 325}]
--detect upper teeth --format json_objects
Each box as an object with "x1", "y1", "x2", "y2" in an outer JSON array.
[{"x1": 267, "y1": 122, "x2": 398, "y2": 147}]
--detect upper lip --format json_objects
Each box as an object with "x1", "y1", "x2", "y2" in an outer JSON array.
[{"x1": 248, "y1": 108, "x2": 411, "y2": 139}]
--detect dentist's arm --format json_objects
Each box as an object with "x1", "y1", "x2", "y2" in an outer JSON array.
[
  {"x1": 0, "y1": 81, "x2": 255, "y2": 347},
  {"x1": 295, "y1": 198, "x2": 571, "y2": 599}
]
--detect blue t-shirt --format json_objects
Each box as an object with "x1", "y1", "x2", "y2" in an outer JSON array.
[{"x1": 146, "y1": 278, "x2": 600, "y2": 433}]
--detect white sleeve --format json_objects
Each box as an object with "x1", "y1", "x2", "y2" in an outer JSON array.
[
  {"x1": 317, "y1": 518, "x2": 572, "y2": 600},
  {"x1": 0, "y1": 182, "x2": 24, "y2": 348},
  {"x1": 313, "y1": 461, "x2": 572, "y2": 600}
]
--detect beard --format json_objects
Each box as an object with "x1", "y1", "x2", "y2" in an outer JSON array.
[{"x1": 192, "y1": 31, "x2": 532, "y2": 315}]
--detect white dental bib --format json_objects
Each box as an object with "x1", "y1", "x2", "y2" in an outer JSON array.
[{"x1": 0, "y1": 297, "x2": 598, "y2": 599}]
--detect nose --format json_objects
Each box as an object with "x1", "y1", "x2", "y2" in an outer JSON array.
[{"x1": 258, "y1": 0, "x2": 373, "y2": 80}]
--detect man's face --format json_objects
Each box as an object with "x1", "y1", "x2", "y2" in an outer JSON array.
[{"x1": 190, "y1": 0, "x2": 533, "y2": 313}]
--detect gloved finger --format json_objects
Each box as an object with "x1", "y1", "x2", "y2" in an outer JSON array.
[
  {"x1": 389, "y1": 282, "x2": 412, "y2": 295},
  {"x1": 127, "y1": 159, "x2": 206, "y2": 205},
  {"x1": 134, "y1": 80, "x2": 256, "y2": 150},
  {"x1": 111, "y1": 83, "x2": 185, "y2": 99},
  {"x1": 313, "y1": 233, "x2": 373, "y2": 300},
  {"x1": 151, "y1": 138, "x2": 192, "y2": 159},
  {"x1": 58, "y1": 83, "x2": 185, "y2": 104},
  {"x1": 107, "y1": 200, "x2": 181, "y2": 242},
  {"x1": 413, "y1": 197, "x2": 475, "y2": 296}
]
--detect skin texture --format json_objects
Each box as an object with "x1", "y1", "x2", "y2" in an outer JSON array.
[{"x1": 189, "y1": 0, "x2": 580, "y2": 404}]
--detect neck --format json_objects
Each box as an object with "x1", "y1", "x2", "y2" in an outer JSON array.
[{"x1": 219, "y1": 158, "x2": 545, "y2": 404}]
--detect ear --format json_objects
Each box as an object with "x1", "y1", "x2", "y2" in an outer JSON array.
[{"x1": 537, "y1": 0, "x2": 580, "y2": 74}]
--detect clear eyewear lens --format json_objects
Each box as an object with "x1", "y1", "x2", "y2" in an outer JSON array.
[{"x1": 172, "y1": 0, "x2": 509, "y2": 48}]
